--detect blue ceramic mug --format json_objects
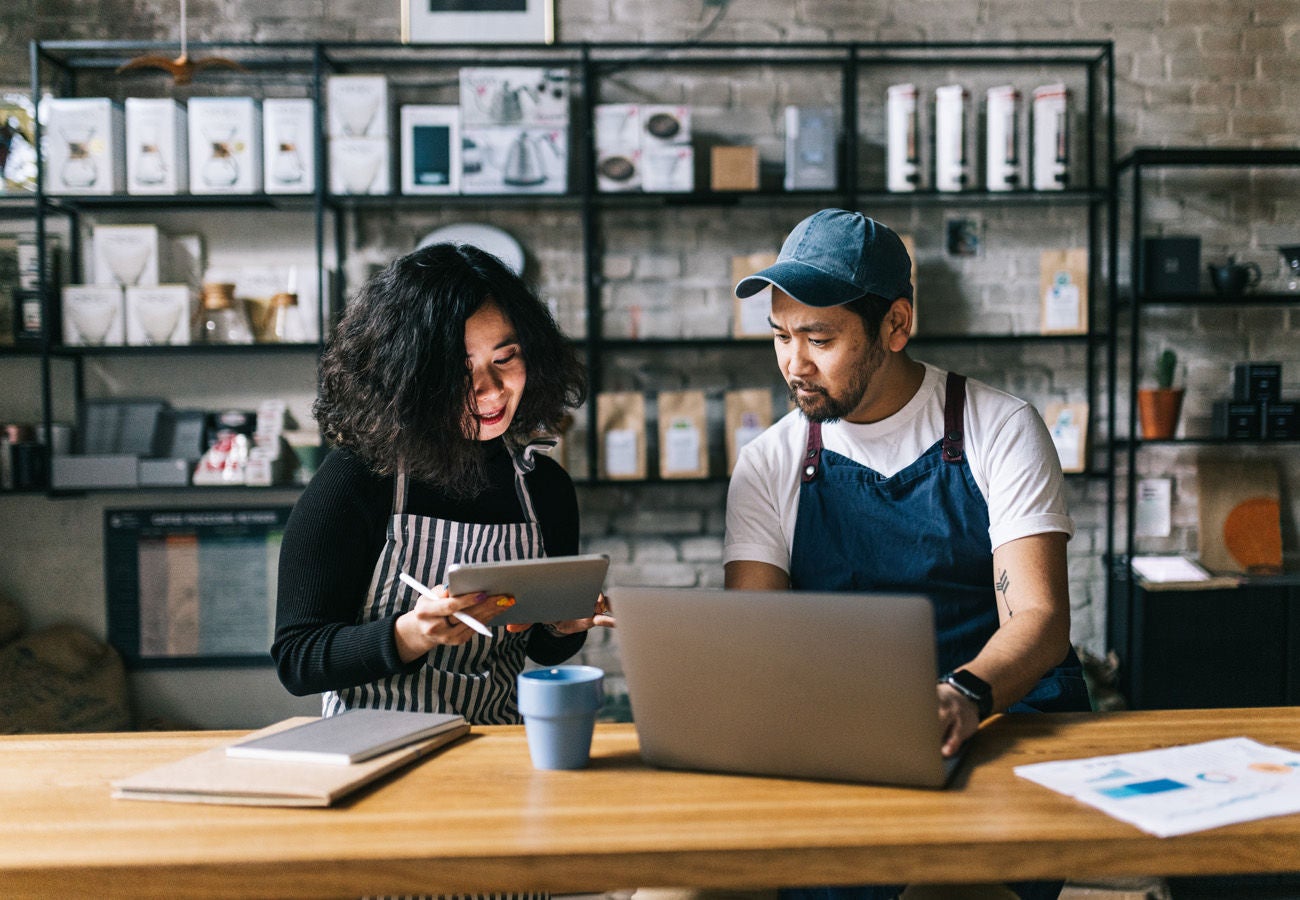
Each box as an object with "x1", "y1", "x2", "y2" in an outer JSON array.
[{"x1": 517, "y1": 665, "x2": 605, "y2": 770}]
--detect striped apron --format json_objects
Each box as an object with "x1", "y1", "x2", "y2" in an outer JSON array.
[{"x1": 322, "y1": 444, "x2": 546, "y2": 725}]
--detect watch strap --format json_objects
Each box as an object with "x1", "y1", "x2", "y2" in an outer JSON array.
[{"x1": 941, "y1": 668, "x2": 993, "y2": 720}]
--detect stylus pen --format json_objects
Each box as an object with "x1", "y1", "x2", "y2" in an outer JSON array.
[{"x1": 398, "y1": 572, "x2": 494, "y2": 637}]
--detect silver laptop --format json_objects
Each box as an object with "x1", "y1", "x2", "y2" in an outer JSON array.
[{"x1": 613, "y1": 587, "x2": 960, "y2": 789}]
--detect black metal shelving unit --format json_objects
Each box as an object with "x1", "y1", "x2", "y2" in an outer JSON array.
[
  {"x1": 23, "y1": 38, "x2": 1114, "y2": 493},
  {"x1": 1106, "y1": 146, "x2": 1300, "y2": 708}
]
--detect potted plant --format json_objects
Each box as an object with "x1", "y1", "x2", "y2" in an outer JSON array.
[{"x1": 1137, "y1": 349, "x2": 1184, "y2": 439}]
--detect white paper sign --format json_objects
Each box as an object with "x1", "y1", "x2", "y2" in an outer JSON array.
[{"x1": 604, "y1": 429, "x2": 638, "y2": 477}]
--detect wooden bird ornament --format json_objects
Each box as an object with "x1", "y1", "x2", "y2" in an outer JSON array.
[{"x1": 115, "y1": 0, "x2": 247, "y2": 85}]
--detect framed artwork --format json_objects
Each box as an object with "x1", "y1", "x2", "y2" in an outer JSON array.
[{"x1": 401, "y1": 0, "x2": 555, "y2": 44}]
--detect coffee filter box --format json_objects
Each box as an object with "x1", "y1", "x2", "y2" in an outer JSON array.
[
  {"x1": 329, "y1": 137, "x2": 391, "y2": 195},
  {"x1": 62, "y1": 284, "x2": 125, "y2": 346},
  {"x1": 187, "y1": 97, "x2": 262, "y2": 194},
  {"x1": 125, "y1": 98, "x2": 188, "y2": 195},
  {"x1": 327, "y1": 75, "x2": 389, "y2": 138},
  {"x1": 91, "y1": 224, "x2": 164, "y2": 288},
  {"x1": 126, "y1": 285, "x2": 193, "y2": 346},
  {"x1": 45, "y1": 98, "x2": 125, "y2": 195}
]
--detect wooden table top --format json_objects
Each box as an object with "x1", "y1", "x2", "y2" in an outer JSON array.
[{"x1": 3, "y1": 708, "x2": 1300, "y2": 899}]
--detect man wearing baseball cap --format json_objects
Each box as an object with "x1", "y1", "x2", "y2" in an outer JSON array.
[{"x1": 726, "y1": 209, "x2": 1088, "y2": 900}]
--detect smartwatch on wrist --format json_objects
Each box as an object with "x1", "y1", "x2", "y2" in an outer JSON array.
[{"x1": 940, "y1": 669, "x2": 994, "y2": 720}]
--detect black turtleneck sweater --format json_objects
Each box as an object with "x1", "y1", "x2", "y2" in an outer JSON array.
[{"x1": 272, "y1": 441, "x2": 584, "y2": 696}]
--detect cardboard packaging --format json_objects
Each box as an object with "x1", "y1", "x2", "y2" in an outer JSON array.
[
  {"x1": 61, "y1": 284, "x2": 125, "y2": 347},
  {"x1": 44, "y1": 98, "x2": 125, "y2": 195},
  {"x1": 91, "y1": 224, "x2": 164, "y2": 288},
  {"x1": 641, "y1": 105, "x2": 690, "y2": 146},
  {"x1": 1039, "y1": 248, "x2": 1089, "y2": 335},
  {"x1": 1212, "y1": 400, "x2": 1262, "y2": 439},
  {"x1": 51, "y1": 454, "x2": 139, "y2": 489},
  {"x1": 1032, "y1": 83, "x2": 1070, "y2": 191},
  {"x1": 886, "y1": 84, "x2": 920, "y2": 192},
  {"x1": 125, "y1": 98, "x2": 188, "y2": 195},
  {"x1": 125, "y1": 284, "x2": 192, "y2": 346},
  {"x1": 710, "y1": 146, "x2": 759, "y2": 192},
  {"x1": 327, "y1": 74, "x2": 389, "y2": 138},
  {"x1": 459, "y1": 126, "x2": 566, "y2": 195},
  {"x1": 657, "y1": 390, "x2": 709, "y2": 479},
  {"x1": 641, "y1": 145, "x2": 693, "y2": 193},
  {"x1": 400, "y1": 105, "x2": 461, "y2": 195},
  {"x1": 1264, "y1": 400, "x2": 1297, "y2": 439},
  {"x1": 597, "y1": 391, "x2": 647, "y2": 480},
  {"x1": 985, "y1": 85, "x2": 1021, "y2": 192},
  {"x1": 731, "y1": 252, "x2": 778, "y2": 338},
  {"x1": 459, "y1": 67, "x2": 569, "y2": 127},
  {"x1": 784, "y1": 106, "x2": 837, "y2": 191},
  {"x1": 934, "y1": 84, "x2": 971, "y2": 192},
  {"x1": 724, "y1": 388, "x2": 773, "y2": 475},
  {"x1": 262, "y1": 99, "x2": 315, "y2": 194},
  {"x1": 187, "y1": 97, "x2": 262, "y2": 194},
  {"x1": 329, "y1": 137, "x2": 391, "y2": 195},
  {"x1": 594, "y1": 104, "x2": 642, "y2": 193}
]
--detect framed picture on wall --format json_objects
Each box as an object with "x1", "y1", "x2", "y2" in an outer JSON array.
[{"x1": 401, "y1": 0, "x2": 555, "y2": 44}]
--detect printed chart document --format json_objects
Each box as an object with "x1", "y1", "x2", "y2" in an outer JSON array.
[
  {"x1": 226, "y1": 709, "x2": 466, "y2": 764},
  {"x1": 113, "y1": 715, "x2": 469, "y2": 807},
  {"x1": 1015, "y1": 737, "x2": 1300, "y2": 837}
]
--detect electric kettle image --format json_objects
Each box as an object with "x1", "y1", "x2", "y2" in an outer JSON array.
[{"x1": 504, "y1": 130, "x2": 555, "y2": 187}]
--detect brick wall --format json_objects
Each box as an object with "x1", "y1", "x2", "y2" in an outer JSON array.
[{"x1": 3, "y1": 0, "x2": 1298, "y2": 710}]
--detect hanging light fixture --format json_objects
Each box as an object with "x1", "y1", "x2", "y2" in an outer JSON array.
[{"x1": 116, "y1": 0, "x2": 248, "y2": 85}]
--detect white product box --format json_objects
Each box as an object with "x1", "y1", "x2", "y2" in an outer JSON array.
[
  {"x1": 459, "y1": 67, "x2": 570, "y2": 127},
  {"x1": 92, "y1": 224, "x2": 163, "y2": 287},
  {"x1": 934, "y1": 84, "x2": 971, "y2": 192},
  {"x1": 784, "y1": 105, "x2": 837, "y2": 191},
  {"x1": 202, "y1": 264, "x2": 327, "y2": 343},
  {"x1": 329, "y1": 137, "x2": 390, "y2": 195},
  {"x1": 125, "y1": 284, "x2": 192, "y2": 346},
  {"x1": 460, "y1": 126, "x2": 567, "y2": 195},
  {"x1": 187, "y1": 97, "x2": 262, "y2": 194},
  {"x1": 885, "y1": 84, "x2": 919, "y2": 192},
  {"x1": 399, "y1": 105, "x2": 461, "y2": 195},
  {"x1": 1032, "y1": 83, "x2": 1070, "y2": 191},
  {"x1": 594, "y1": 104, "x2": 640, "y2": 153},
  {"x1": 44, "y1": 98, "x2": 125, "y2": 195},
  {"x1": 125, "y1": 98, "x2": 188, "y2": 195},
  {"x1": 62, "y1": 284, "x2": 125, "y2": 346},
  {"x1": 641, "y1": 145, "x2": 693, "y2": 193},
  {"x1": 596, "y1": 147, "x2": 641, "y2": 193},
  {"x1": 641, "y1": 105, "x2": 690, "y2": 146},
  {"x1": 985, "y1": 85, "x2": 1021, "y2": 192},
  {"x1": 327, "y1": 74, "x2": 389, "y2": 138},
  {"x1": 262, "y1": 98, "x2": 315, "y2": 194}
]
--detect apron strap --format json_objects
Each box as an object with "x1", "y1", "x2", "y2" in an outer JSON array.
[
  {"x1": 942, "y1": 371, "x2": 968, "y2": 463},
  {"x1": 801, "y1": 420, "x2": 824, "y2": 483}
]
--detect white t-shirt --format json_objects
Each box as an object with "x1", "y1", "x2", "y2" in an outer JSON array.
[{"x1": 724, "y1": 362, "x2": 1073, "y2": 572}]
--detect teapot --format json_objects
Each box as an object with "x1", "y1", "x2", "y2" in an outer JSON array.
[{"x1": 1207, "y1": 256, "x2": 1261, "y2": 297}]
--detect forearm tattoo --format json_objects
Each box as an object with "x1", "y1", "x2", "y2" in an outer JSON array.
[{"x1": 996, "y1": 569, "x2": 1012, "y2": 616}]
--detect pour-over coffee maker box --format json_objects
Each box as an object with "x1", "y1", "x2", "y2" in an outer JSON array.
[
  {"x1": 125, "y1": 98, "x2": 188, "y2": 195},
  {"x1": 45, "y1": 98, "x2": 125, "y2": 195},
  {"x1": 262, "y1": 99, "x2": 315, "y2": 195},
  {"x1": 187, "y1": 97, "x2": 262, "y2": 194},
  {"x1": 459, "y1": 68, "x2": 570, "y2": 127}
]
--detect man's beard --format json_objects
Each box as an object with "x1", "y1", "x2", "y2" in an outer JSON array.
[{"x1": 787, "y1": 340, "x2": 884, "y2": 424}]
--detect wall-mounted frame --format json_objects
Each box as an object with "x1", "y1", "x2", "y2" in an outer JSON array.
[
  {"x1": 105, "y1": 506, "x2": 291, "y2": 668},
  {"x1": 401, "y1": 0, "x2": 554, "y2": 45}
]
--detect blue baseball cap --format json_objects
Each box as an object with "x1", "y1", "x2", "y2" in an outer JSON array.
[{"x1": 734, "y1": 209, "x2": 913, "y2": 307}]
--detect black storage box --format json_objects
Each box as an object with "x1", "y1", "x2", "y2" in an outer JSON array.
[
  {"x1": 1212, "y1": 399, "x2": 1262, "y2": 439},
  {"x1": 1264, "y1": 400, "x2": 1298, "y2": 439},
  {"x1": 1233, "y1": 361, "x2": 1283, "y2": 402},
  {"x1": 1141, "y1": 236, "x2": 1201, "y2": 296}
]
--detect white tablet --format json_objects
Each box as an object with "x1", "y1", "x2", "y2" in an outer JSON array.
[{"x1": 445, "y1": 554, "x2": 610, "y2": 627}]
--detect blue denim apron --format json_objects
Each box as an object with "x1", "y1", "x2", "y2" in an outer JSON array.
[{"x1": 782, "y1": 373, "x2": 1087, "y2": 900}]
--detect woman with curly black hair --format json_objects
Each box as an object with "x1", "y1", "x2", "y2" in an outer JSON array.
[{"x1": 272, "y1": 242, "x2": 607, "y2": 725}]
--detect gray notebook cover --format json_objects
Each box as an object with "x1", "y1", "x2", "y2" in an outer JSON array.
[{"x1": 226, "y1": 709, "x2": 466, "y2": 765}]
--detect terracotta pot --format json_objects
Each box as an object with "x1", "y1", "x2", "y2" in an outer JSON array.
[{"x1": 1137, "y1": 388, "x2": 1184, "y2": 440}]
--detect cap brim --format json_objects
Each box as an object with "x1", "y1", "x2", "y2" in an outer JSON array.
[{"x1": 733, "y1": 260, "x2": 866, "y2": 308}]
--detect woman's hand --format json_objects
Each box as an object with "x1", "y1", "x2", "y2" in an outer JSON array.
[
  {"x1": 394, "y1": 583, "x2": 504, "y2": 661},
  {"x1": 504, "y1": 592, "x2": 616, "y2": 634}
]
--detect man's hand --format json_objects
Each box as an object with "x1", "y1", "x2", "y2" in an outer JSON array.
[{"x1": 937, "y1": 682, "x2": 981, "y2": 758}]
